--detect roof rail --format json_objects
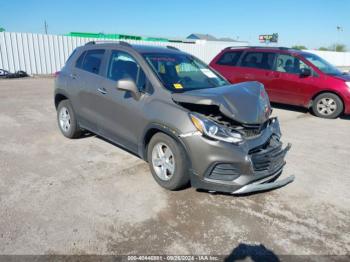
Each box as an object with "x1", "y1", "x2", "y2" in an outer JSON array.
[
  {"x1": 225, "y1": 46, "x2": 292, "y2": 50},
  {"x1": 166, "y1": 45, "x2": 180, "y2": 51},
  {"x1": 224, "y1": 46, "x2": 250, "y2": 50},
  {"x1": 85, "y1": 40, "x2": 132, "y2": 47}
]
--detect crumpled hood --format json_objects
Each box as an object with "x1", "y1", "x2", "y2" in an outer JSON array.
[{"x1": 172, "y1": 81, "x2": 271, "y2": 124}]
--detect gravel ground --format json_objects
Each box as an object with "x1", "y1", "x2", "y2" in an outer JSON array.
[{"x1": 0, "y1": 78, "x2": 349, "y2": 259}]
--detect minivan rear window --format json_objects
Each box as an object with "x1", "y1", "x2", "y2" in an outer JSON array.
[
  {"x1": 217, "y1": 51, "x2": 243, "y2": 66},
  {"x1": 76, "y1": 49, "x2": 105, "y2": 74}
]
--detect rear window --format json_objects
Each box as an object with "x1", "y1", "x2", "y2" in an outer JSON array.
[
  {"x1": 241, "y1": 52, "x2": 276, "y2": 70},
  {"x1": 76, "y1": 49, "x2": 105, "y2": 74},
  {"x1": 217, "y1": 51, "x2": 242, "y2": 66}
]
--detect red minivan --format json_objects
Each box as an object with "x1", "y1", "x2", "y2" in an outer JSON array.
[{"x1": 210, "y1": 46, "x2": 350, "y2": 118}]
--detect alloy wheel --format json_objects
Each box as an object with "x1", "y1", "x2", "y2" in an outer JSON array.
[
  {"x1": 59, "y1": 107, "x2": 71, "y2": 132},
  {"x1": 316, "y1": 97, "x2": 337, "y2": 116},
  {"x1": 151, "y1": 142, "x2": 175, "y2": 181}
]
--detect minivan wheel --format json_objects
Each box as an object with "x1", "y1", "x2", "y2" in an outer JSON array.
[
  {"x1": 312, "y1": 93, "x2": 343, "y2": 119},
  {"x1": 147, "y1": 133, "x2": 189, "y2": 190},
  {"x1": 57, "y1": 100, "x2": 81, "y2": 138}
]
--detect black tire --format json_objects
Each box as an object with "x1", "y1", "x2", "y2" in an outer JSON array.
[
  {"x1": 312, "y1": 92, "x2": 343, "y2": 119},
  {"x1": 57, "y1": 100, "x2": 81, "y2": 138},
  {"x1": 147, "y1": 133, "x2": 190, "y2": 190}
]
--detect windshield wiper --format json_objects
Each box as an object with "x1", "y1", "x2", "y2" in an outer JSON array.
[{"x1": 206, "y1": 78, "x2": 218, "y2": 88}]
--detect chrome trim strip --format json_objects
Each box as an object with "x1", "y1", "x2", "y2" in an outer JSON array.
[{"x1": 179, "y1": 131, "x2": 201, "y2": 138}]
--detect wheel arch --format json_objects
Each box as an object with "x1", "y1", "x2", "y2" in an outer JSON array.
[
  {"x1": 54, "y1": 89, "x2": 71, "y2": 109},
  {"x1": 140, "y1": 124, "x2": 192, "y2": 167},
  {"x1": 309, "y1": 90, "x2": 345, "y2": 112}
]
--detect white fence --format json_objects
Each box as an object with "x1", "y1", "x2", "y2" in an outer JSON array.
[
  {"x1": 1, "y1": 32, "x2": 350, "y2": 75},
  {"x1": 304, "y1": 50, "x2": 350, "y2": 68},
  {"x1": 0, "y1": 32, "x2": 241, "y2": 75}
]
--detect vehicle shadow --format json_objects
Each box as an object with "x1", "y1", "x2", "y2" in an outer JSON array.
[
  {"x1": 80, "y1": 131, "x2": 96, "y2": 138},
  {"x1": 271, "y1": 102, "x2": 350, "y2": 120},
  {"x1": 76, "y1": 130, "x2": 142, "y2": 158},
  {"x1": 340, "y1": 114, "x2": 350, "y2": 120},
  {"x1": 271, "y1": 102, "x2": 309, "y2": 114},
  {"x1": 224, "y1": 243, "x2": 280, "y2": 262}
]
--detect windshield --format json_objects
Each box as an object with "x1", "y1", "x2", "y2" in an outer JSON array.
[
  {"x1": 143, "y1": 53, "x2": 229, "y2": 92},
  {"x1": 301, "y1": 52, "x2": 343, "y2": 76}
]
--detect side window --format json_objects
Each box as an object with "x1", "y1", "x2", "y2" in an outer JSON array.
[
  {"x1": 275, "y1": 54, "x2": 311, "y2": 74},
  {"x1": 66, "y1": 49, "x2": 77, "y2": 64},
  {"x1": 76, "y1": 49, "x2": 105, "y2": 74},
  {"x1": 107, "y1": 51, "x2": 146, "y2": 91},
  {"x1": 75, "y1": 51, "x2": 86, "y2": 69},
  {"x1": 217, "y1": 51, "x2": 243, "y2": 66},
  {"x1": 241, "y1": 52, "x2": 275, "y2": 70}
]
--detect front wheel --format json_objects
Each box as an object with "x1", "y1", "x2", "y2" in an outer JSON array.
[
  {"x1": 147, "y1": 133, "x2": 190, "y2": 190},
  {"x1": 312, "y1": 93, "x2": 343, "y2": 119}
]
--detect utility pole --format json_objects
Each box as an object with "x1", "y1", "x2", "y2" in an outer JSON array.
[
  {"x1": 44, "y1": 20, "x2": 48, "y2": 34},
  {"x1": 335, "y1": 26, "x2": 343, "y2": 51}
]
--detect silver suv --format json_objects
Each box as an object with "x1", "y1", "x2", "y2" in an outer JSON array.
[{"x1": 54, "y1": 41, "x2": 294, "y2": 194}]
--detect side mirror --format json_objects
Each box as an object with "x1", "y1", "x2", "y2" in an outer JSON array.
[
  {"x1": 300, "y1": 68, "x2": 311, "y2": 77},
  {"x1": 116, "y1": 79, "x2": 141, "y2": 99}
]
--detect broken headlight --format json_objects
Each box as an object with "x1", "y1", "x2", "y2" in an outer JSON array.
[{"x1": 190, "y1": 113, "x2": 243, "y2": 144}]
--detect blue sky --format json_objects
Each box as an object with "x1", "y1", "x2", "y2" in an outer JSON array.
[{"x1": 1, "y1": 0, "x2": 349, "y2": 49}]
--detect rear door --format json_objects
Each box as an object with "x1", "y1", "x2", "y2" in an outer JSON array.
[
  {"x1": 268, "y1": 53, "x2": 317, "y2": 105},
  {"x1": 69, "y1": 49, "x2": 106, "y2": 132},
  {"x1": 238, "y1": 51, "x2": 276, "y2": 88}
]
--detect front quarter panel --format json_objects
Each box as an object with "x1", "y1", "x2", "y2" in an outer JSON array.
[{"x1": 137, "y1": 96, "x2": 196, "y2": 157}]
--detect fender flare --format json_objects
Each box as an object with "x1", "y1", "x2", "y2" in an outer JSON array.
[
  {"x1": 138, "y1": 122, "x2": 192, "y2": 167},
  {"x1": 54, "y1": 88, "x2": 72, "y2": 108}
]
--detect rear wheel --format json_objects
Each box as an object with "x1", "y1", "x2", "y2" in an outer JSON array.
[
  {"x1": 147, "y1": 133, "x2": 190, "y2": 190},
  {"x1": 312, "y1": 93, "x2": 343, "y2": 119},
  {"x1": 57, "y1": 100, "x2": 81, "y2": 138}
]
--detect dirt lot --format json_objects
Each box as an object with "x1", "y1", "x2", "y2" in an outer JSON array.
[{"x1": 0, "y1": 78, "x2": 349, "y2": 258}]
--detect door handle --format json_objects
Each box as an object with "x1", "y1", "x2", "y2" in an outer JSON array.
[
  {"x1": 70, "y1": 73, "x2": 77, "y2": 79},
  {"x1": 97, "y1": 87, "x2": 107, "y2": 95}
]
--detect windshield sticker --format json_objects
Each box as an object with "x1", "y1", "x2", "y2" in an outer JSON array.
[
  {"x1": 200, "y1": 68, "x2": 218, "y2": 78},
  {"x1": 173, "y1": 83, "x2": 183, "y2": 89}
]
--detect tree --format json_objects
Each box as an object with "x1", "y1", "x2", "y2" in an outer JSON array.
[
  {"x1": 291, "y1": 45, "x2": 307, "y2": 50},
  {"x1": 0, "y1": 27, "x2": 5, "y2": 32},
  {"x1": 332, "y1": 44, "x2": 347, "y2": 52},
  {"x1": 318, "y1": 47, "x2": 329, "y2": 51}
]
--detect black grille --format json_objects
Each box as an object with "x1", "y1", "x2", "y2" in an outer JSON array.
[
  {"x1": 208, "y1": 163, "x2": 240, "y2": 181},
  {"x1": 241, "y1": 128, "x2": 262, "y2": 138},
  {"x1": 249, "y1": 137, "x2": 287, "y2": 172},
  {"x1": 240, "y1": 121, "x2": 269, "y2": 138}
]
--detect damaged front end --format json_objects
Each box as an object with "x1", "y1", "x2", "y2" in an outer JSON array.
[
  {"x1": 175, "y1": 82, "x2": 276, "y2": 142},
  {"x1": 173, "y1": 82, "x2": 294, "y2": 194}
]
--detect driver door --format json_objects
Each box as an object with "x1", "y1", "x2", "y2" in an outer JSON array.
[
  {"x1": 269, "y1": 54, "x2": 316, "y2": 106},
  {"x1": 94, "y1": 50, "x2": 148, "y2": 152}
]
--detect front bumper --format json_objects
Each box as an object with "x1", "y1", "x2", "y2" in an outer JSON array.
[
  {"x1": 343, "y1": 93, "x2": 350, "y2": 115},
  {"x1": 181, "y1": 118, "x2": 293, "y2": 194},
  {"x1": 232, "y1": 173, "x2": 295, "y2": 195}
]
